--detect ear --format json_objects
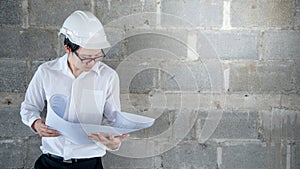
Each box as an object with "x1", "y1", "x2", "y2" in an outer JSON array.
[{"x1": 64, "y1": 45, "x2": 71, "y2": 54}]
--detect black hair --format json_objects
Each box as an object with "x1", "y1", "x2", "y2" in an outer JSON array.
[{"x1": 64, "y1": 37, "x2": 80, "y2": 52}]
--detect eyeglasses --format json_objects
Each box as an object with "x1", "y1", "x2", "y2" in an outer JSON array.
[{"x1": 74, "y1": 49, "x2": 106, "y2": 64}]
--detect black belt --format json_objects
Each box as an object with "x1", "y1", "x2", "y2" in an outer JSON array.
[{"x1": 46, "y1": 154, "x2": 98, "y2": 164}]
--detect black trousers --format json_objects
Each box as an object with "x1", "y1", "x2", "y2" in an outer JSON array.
[{"x1": 34, "y1": 154, "x2": 104, "y2": 169}]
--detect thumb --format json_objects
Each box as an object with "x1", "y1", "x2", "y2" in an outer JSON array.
[
  {"x1": 119, "y1": 133, "x2": 130, "y2": 140},
  {"x1": 41, "y1": 118, "x2": 45, "y2": 124}
]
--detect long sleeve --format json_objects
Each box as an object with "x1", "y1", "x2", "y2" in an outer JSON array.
[
  {"x1": 20, "y1": 67, "x2": 46, "y2": 131},
  {"x1": 103, "y1": 72, "x2": 123, "y2": 151},
  {"x1": 102, "y1": 72, "x2": 121, "y2": 125}
]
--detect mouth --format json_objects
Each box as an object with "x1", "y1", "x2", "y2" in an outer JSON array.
[{"x1": 84, "y1": 65, "x2": 93, "y2": 70}]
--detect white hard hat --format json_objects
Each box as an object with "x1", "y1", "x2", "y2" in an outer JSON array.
[{"x1": 59, "y1": 10, "x2": 111, "y2": 49}]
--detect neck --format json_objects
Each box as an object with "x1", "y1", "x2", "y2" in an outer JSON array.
[{"x1": 67, "y1": 55, "x2": 82, "y2": 78}]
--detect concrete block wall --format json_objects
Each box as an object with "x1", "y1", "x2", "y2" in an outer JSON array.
[{"x1": 0, "y1": 0, "x2": 299, "y2": 168}]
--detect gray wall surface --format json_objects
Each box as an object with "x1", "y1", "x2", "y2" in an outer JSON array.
[{"x1": 0, "y1": 0, "x2": 300, "y2": 168}]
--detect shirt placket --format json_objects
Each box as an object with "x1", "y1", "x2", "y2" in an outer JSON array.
[{"x1": 63, "y1": 72, "x2": 89, "y2": 158}]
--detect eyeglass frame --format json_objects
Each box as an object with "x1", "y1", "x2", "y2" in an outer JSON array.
[{"x1": 73, "y1": 49, "x2": 106, "y2": 64}]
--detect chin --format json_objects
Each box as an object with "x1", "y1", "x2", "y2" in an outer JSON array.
[{"x1": 84, "y1": 67, "x2": 93, "y2": 71}]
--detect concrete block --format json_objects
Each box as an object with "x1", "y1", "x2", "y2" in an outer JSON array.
[
  {"x1": 103, "y1": 13, "x2": 157, "y2": 35},
  {"x1": 0, "y1": 28, "x2": 58, "y2": 59},
  {"x1": 256, "y1": 61, "x2": 295, "y2": 93},
  {"x1": 129, "y1": 68, "x2": 159, "y2": 94},
  {"x1": 120, "y1": 95, "x2": 196, "y2": 141},
  {"x1": 0, "y1": 107, "x2": 34, "y2": 137},
  {"x1": 29, "y1": 61, "x2": 45, "y2": 80},
  {"x1": 0, "y1": 59, "x2": 27, "y2": 92},
  {"x1": 104, "y1": 29, "x2": 125, "y2": 59},
  {"x1": 202, "y1": 111, "x2": 258, "y2": 139},
  {"x1": 259, "y1": 109, "x2": 300, "y2": 144},
  {"x1": 161, "y1": 142, "x2": 218, "y2": 169},
  {"x1": 161, "y1": 0, "x2": 223, "y2": 27},
  {"x1": 102, "y1": 152, "x2": 154, "y2": 169},
  {"x1": 162, "y1": 92, "x2": 206, "y2": 111},
  {"x1": 122, "y1": 92, "x2": 202, "y2": 113},
  {"x1": 160, "y1": 69, "x2": 180, "y2": 91},
  {"x1": 0, "y1": 28, "x2": 20, "y2": 58},
  {"x1": 262, "y1": 141, "x2": 299, "y2": 169},
  {"x1": 228, "y1": 61, "x2": 260, "y2": 93},
  {"x1": 120, "y1": 93, "x2": 149, "y2": 113},
  {"x1": 0, "y1": 92, "x2": 25, "y2": 109},
  {"x1": 132, "y1": 109, "x2": 195, "y2": 141},
  {"x1": 231, "y1": 0, "x2": 295, "y2": 27},
  {"x1": 20, "y1": 29, "x2": 58, "y2": 59},
  {"x1": 116, "y1": 60, "x2": 161, "y2": 93},
  {"x1": 126, "y1": 108, "x2": 173, "y2": 138},
  {"x1": 0, "y1": 139, "x2": 26, "y2": 169},
  {"x1": 281, "y1": 94, "x2": 300, "y2": 110},
  {"x1": 161, "y1": 61, "x2": 209, "y2": 92},
  {"x1": 24, "y1": 136, "x2": 42, "y2": 168},
  {"x1": 201, "y1": 30, "x2": 259, "y2": 60},
  {"x1": 102, "y1": 60, "x2": 121, "y2": 70},
  {"x1": 160, "y1": 61, "x2": 223, "y2": 92},
  {"x1": 199, "y1": 60, "x2": 225, "y2": 93},
  {"x1": 121, "y1": 94, "x2": 198, "y2": 141},
  {"x1": 263, "y1": 31, "x2": 300, "y2": 59},
  {"x1": 0, "y1": 0, "x2": 21, "y2": 25},
  {"x1": 294, "y1": 59, "x2": 300, "y2": 93},
  {"x1": 297, "y1": 0, "x2": 300, "y2": 26},
  {"x1": 228, "y1": 61, "x2": 295, "y2": 93},
  {"x1": 160, "y1": 62, "x2": 199, "y2": 91},
  {"x1": 221, "y1": 143, "x2": 266, "y2": 169},
  {"x1": 95, "y1": 0, "x2": 157, "y2": 25},
  {"x1": 195, "y1": 31, "x2": 220, "y2": 60},
  {"x1": 0, "y1": 29, "x2": 57, "y2": 60},
  {"x1": 124, "y1": 31, "x2": 188, "y2": 59},
  {"x1": 224, "y1": 94, "x2": 281, "y2": 111},
  {"x1": 294, "y1": 141, "x2": 300, "y2": 168},
  {"x1": 125, "y1": 28, "x2": 189, "y2": 47},
  {"x1": 28, "y1": 0, "x2": 90, "y2": 27}
]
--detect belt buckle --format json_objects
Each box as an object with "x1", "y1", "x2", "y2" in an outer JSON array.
[{"x1": 63, "y1": 159, "x2": 73, "y2": 163}]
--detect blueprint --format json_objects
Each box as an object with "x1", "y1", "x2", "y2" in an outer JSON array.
[{"x1": 45, "y1": 94, "x2": 155, "y2": 144}]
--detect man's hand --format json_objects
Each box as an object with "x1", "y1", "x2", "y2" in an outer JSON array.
[
  {"x1": 32, "y1": 119, "x2": 60, "y2": 137},
  {"x1": 88, "y1": 133, "x2": 129, "y2": 150}
]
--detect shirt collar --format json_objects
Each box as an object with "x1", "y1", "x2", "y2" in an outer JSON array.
[{"x1": 91, "y1": 61, "x2": 101, "y2": 75}]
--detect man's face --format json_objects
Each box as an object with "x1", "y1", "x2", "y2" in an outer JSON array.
[{"x1": 72, "y1": 48, "x2": 104, "y2": 71}]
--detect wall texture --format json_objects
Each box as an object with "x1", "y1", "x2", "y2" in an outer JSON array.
[{"x1": 0, "y1": 0, "x2": 300, "y2": 168}]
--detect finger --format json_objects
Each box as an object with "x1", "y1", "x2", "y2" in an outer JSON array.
[
  {"x1": 123, "y1": 133, "x2": 130, "y2": 137},
  {"x1": 88, "y1": 134, "x2": 102, "y2": 142},
  {"x1": 118, "y1": 133, "x2": 130, "y2": 141},
  {"x1": 45, "y1": 132, "x2": 60, "y2": 137},
  {"x1": 117, "y1": 135, "x2": 126, "y2": 141},
  {"x1": 41, "y1": 128, "x2": 60, "y2": 137},
  {"x1": 88, "y1": 134, "x2": 97, "y2": 139},
  {"x1": 47, "y1": 129, "x2": 60, "y2": 136},
  {"x1": 108, "y1": 133, "x2": 113, "y2": 140},
  {"x1": 41, "y1": 118, "x2": 46, "y2": 124},
  {"x1": 39, "y1": 123, "x2": 48, "y2": 131},
  {"x1": 40, "y1": 126, "x2": 50, "y2": 133},
  {"x1": 88, "y1": 134, "x2": 109, "y2": 144},
  {"x1": 97, "y1": 133, "x2": 109, "y2": 141}
]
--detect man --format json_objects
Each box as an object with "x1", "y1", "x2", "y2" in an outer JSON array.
[{"x1": 20, "y1": 10, "x2": 128, "y2": 169}]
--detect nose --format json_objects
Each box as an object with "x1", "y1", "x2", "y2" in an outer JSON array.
[{"x1": 85, "y1": 59, "x2": 96, "y2": 65}]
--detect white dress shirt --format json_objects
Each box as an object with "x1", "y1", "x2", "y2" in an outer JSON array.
[{"x1": 20, "y1": 54, "x2": 121, "y2": 160}]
